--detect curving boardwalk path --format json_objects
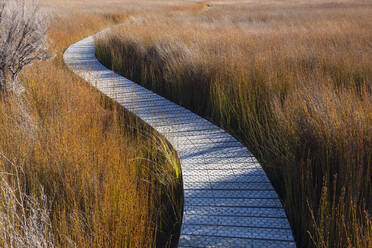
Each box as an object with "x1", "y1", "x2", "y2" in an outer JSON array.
[{"x1": 64, "y1": 33, "x2": 296, "y2": 248}]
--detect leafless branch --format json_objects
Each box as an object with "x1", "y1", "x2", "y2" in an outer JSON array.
[{"x1": 0, "y1": 0, "x2": 50, "y2": 95}]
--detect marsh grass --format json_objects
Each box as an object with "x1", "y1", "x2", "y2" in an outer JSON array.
[
  {"x1": 0, "y1": 10, "x2": 182, "y2": 248},
  {"x1": 95, "y1": 1, "x2": 372, "y2": 247}
]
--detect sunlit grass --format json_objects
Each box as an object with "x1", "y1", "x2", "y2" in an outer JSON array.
[
  {"x1": 0, "y1": 9, "x2": 182, "y2": 248},
  {"x1": 95, "y1": 1, "x2": 372, "y2": 247}
]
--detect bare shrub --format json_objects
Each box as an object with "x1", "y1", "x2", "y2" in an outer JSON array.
[{"x1": 0, "y1": 0, "x2": 49, "y2": 95}]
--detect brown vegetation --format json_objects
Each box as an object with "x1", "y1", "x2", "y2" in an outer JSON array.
[
  {"x1": 95, "y1": 0, "x2": 372, "y2": 247},
  {"x1": 0, "y1": 4, "x2": 182, "y2": 248}
]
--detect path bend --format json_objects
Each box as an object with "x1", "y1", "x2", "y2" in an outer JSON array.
[{"x1": 63, "y1": 32, "x2": 296, "y2": 248}]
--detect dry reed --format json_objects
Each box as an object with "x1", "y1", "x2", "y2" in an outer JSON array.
[
  {"x1": 0, "y1": 8, "x2": 182, "y2": 248},
  {"x1": 95, "y1": 1, "x2": 372, "y2": 247}
]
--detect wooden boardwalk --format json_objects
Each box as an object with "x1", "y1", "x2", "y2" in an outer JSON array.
[{"x1": 64, "y1": 34, "x2": 296, "y2": 248}]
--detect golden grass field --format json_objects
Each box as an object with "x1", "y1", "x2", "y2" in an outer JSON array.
[
  {"x1": 1, "y1": 1, "x2": 183, "y2": 247},
  {"x1": 0, "y1": 0, "x2": 370, "y2": 247},
  {"x1": 94, "y1": 0, "x2": 372, "y2": 247}
]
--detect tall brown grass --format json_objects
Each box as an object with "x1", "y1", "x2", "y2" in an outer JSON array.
[
  {"x1": 0, "y1": 9, "x2": 182, "y2": 248},
  {"x1": 95, "y1": 1, "x2": 372, "y2": 247}
]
